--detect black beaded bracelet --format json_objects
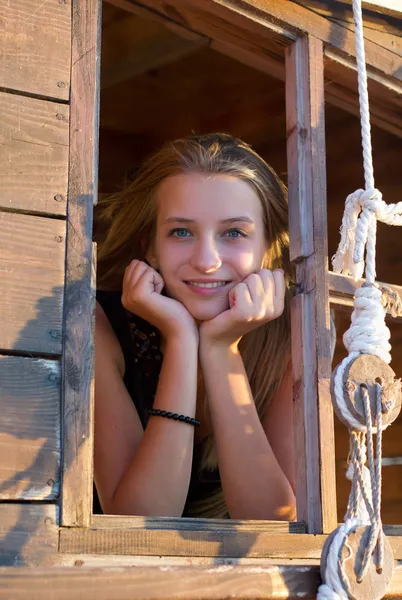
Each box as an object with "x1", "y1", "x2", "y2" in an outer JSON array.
[{"x1": 149, "y1": 408, "x2": 200, "y2": 427}]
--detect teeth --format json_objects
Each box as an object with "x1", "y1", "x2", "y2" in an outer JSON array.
[{"x1": 188, "y1": 281, "x2": 227, "y2": 288}]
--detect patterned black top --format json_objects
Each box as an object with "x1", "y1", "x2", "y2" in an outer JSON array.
[{"x1": 94, "y1": 290, "x2": 222, "y2": 517}]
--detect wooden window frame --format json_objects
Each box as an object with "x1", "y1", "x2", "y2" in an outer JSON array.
[{"x1": 59, "y1": 0, "x2": 402, "y2": 562}]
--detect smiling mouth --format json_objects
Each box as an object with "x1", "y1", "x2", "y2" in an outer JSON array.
[{"x1": 185, "y1": 281, "x2": 230, "y2": 288}]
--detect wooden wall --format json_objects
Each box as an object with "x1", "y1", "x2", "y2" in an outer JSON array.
[
  {"x1": 0, "y1": 0, "x2": 72, "y2": 564},
  {"x1": 97, "y1": 2, "x2": 402, "y2": 524},
  {"x1": 0, "y1": 0, "x2": 100, "y2": 564},
  {"x1": 0, "y1": 0, "x2": 401, "y2": 571}
]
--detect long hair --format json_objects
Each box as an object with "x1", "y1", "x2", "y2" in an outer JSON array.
[{"x1": 97, "y1": 133, "x2": 292, "y2": 518}]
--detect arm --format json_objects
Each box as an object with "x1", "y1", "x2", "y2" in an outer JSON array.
[
  {"x1": 199, "y1": 342, "x2": 296, "y2": 521},
  {"x1": 94, "y1": 301, "x2": 198, "y2": 517}
]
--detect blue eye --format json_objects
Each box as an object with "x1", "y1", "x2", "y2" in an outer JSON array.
[
  {"x1": 225, "y1": 229, "x2": 246, "y2": 238},
  {"x1": 169, "y1": 228, "x2": 191, "y2": 238}
]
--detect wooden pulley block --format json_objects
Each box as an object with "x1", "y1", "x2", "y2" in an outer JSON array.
[
  {"x1": 321, "y1": 525, "x2": 394, "y2": 600},
  {"x1": 330, "y1": 354, "x2": 401, "y2": 429}
]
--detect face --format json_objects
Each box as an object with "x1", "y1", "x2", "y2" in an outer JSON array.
[{"x1": 152, "y1": 172, "x2": 268, "y2": 321}]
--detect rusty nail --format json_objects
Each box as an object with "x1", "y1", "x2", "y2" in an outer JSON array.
[
  {"x1": 54, "y1": 194, "x2": 64, "y2": 202},
  {"x1": 44, "y1": 518, "x2": 53, "y2": 525},
  {"x1": 75, "y1": 560, "x2": 84, "y2": 567},
  {"x1": 57, "y1": 81, "x2": 66, "y2": 88},
  {"x1": 55, "y1": 235, "x2": 63, "y2": 243}
]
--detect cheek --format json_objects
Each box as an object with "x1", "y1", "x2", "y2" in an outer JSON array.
[
  {"x1": 227, "y1": 246, "x2": 265, "y2": 275},
  {"x1": 156, "y1": 244, "x2": 185, "y2": 277}
]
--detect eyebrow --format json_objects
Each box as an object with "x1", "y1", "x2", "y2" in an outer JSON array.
[{"x1": 163, "y1": 216, "x2": 255, "y2": 225}]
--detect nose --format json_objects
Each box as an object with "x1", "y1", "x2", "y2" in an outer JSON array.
[{"x1": 190, "y1": 235, "x2": 222, "y2": 273}]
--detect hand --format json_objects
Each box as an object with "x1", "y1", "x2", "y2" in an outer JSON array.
[
  {"x1": 122, "y1": 260, "x2": 197, "y2": 341},
  {"x1": 199, "y1": 269, "x2": 285, "y2": 348}
]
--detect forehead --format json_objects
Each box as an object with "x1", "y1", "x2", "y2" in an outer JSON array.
[{"x1": 155, "y1": 173, "x2": 263, "y2": 222}]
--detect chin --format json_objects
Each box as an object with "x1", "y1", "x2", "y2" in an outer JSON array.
[{"x1": 184, "y1": 300, "x2": 229, "y2": 322}]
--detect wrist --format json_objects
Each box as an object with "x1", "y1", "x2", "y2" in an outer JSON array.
[
  {"x1": 199, "y1": 336, "x2": 240, "y2": 360},
  {"x1": 162, "y1": 327, "x2": 199, "y2": 350}
]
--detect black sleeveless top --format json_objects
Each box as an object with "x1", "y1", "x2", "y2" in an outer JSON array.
[{"x1": 94, "y1": 290, "x2": 222, "y2": 517}]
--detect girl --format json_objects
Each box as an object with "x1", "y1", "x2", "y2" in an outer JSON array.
[{"x1": 94, "y1": 133, "x2": 296, "y2": 520}]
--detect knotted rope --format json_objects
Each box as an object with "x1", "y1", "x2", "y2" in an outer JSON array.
[{"x1": 317, "y1": 0, "x2": 402, "y2": 598}]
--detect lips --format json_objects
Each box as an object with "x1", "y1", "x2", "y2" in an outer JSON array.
[{"x1": 184, "y1": 279, "x2": 231, "y2": 295}]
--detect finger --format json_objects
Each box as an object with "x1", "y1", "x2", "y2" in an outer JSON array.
[
  {"x1": 242, "y1": 273, "x2": 265, "y2": 304},
  {"x1": 137, "y1": 265, "x2": 164, "y2": 295},
  {"x1": 272, "y1": 269, "x2": 286, "y2": 315},
  {"x1": 126, "y1": 260, "x2": 148, "y2": 289},
  {"x1": 232, "y1": 282, "x2": 253, "y2": 318},
  {"x1": 259, "y1": 269, "x2": 275, "y2": 295}
]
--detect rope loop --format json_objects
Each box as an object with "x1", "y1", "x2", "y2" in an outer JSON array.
[{"x1": 332, "y1": 188, "x2": 402, "y2": 282}]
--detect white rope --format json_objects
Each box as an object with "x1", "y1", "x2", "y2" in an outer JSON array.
[
  {"x1": 318, "y1": 519, "x2": 362, "y2": 600},
  {"x1": 332, "y1": 188, "x2": 402, "y2": 283},
  {"x1": 319, "y1": 0, "x2": 401, "y2": 597}
]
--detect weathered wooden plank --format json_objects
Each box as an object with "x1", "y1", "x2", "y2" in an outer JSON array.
[
  {"x1": 55, "y1": 554, "x2": 321, "y2": 567},
  {"x1": 290, "y1": 295, "x2": 313, "y2": 529},
  {"x1": 0, "y1": 564, "x2": 324, "y2": 600},
  {"x1": 0, "y1": 356, "x2": 60, "y2": 500},
  {"x1": 286, "y1": 36, "x2": 337, "y2": 534},
  {"x1": 0, "y1": 93, "x2": 69, "y2": 215},
  {"x1": 0, "y1": 0, "x2": 71, "y2": 100},
  {"x1": 0, "y1": 504, "x2": 58, "y2": 566},
  {"x1": 342, "y1": 0, "x2": 402, "y2": 19},
  {"x1": 57, "y1": 527, "x2": 402, "y2": 560},
  {"x1": 0, "y1": 212, "x2": 65, "y2": 354},
  {"x1": 110, "y1": 0, "x2": 402, "y2": 138},
  {"x1": 60, "y1": 529, "x2": 326, "y2": 558},
  {"x1": 131, "y1": 0, "x2": 402, "y2": 83},
  {"x1": 61, "y1": 0, "x2": 101, "y2": 527},
  {"x1": 91, "y1": 515, "x2": 305, "y2": 532},
  {"x1": 297, "y1": 0, "x2": 402, "y2": 58}
]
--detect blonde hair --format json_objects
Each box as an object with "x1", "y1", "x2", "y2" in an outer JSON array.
[{"x1": 97, "y1": 133, "x2": 292, "y2": 518}]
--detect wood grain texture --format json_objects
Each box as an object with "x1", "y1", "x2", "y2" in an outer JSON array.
[
  {"x1": 131, "y1": 0, "x2": 402, "y2": 83},
  {"x1": 0, "y1": 504, "x2": 58, "y2": 566},
  {"x1": 109, "y1": 0, "x2": 402, "y2": 137},
  {"x1": 0, "y1": 356, "x2": 60, "y2": 500},
  {"x1": 61, "y1": 0, "x2": 101, "y2": 527},
  {"x1": 91, "y1": 515, "x2": 305, "y2": 532},
  {"x1": 59, "y1": 527, "x2": 402, "y2": 560},
  {"x1": 293, "y1": 0, "x2": 402, "y2": 58},
  {"x1": 0, "y1": 0, "x2": 71, "y2": 100},
  {"x1": 54, "y1": 554, "x2": 320, "y2": 567},
  {"x1": 59, "y1": 529, "x2": 326, "y2": 558},
  {"x1": 0, "y1": 563, "x2": 323, "y2": 599},
  {"x1": 0, "y1": 92, "x2": 69, "y2": 215},
  {"x1": 0, "y1": 212, "x2": 65, "y2": 354},
  {"x1": 286, "y1": 36, "x2": 337, "y2": 534}
]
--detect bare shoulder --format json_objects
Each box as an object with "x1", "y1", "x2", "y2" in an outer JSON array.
[{"x1": 95, "y1": 300, "x2": 125, "y2": 378}]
